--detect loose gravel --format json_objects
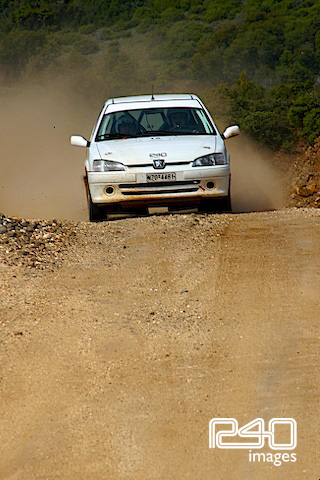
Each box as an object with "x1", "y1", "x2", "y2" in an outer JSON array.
[{"x1": 0, "y1": 214, "x2": 78, "y2": 269}]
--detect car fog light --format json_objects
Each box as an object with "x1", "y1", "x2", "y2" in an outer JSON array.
[
  {"x1": 105, "y1": 186, "x2": 115, "y2": 195},
  {"x1": 206, "y1": 181, "x2": 214, "y2": 189}
]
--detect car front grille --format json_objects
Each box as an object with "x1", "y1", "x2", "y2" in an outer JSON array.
[
  {"x1": 127, "y1": 161, "x2": 191, "y2": 168},
  {"x1": 119, "y1": 180, "x2": 200, "y2": 196}
]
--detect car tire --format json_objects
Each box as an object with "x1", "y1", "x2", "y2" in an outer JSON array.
[
  {"x1": 217, "y1": 189, "x2": 232, "y2": 213},
  {"x1": 200, "y1": 179, "x2": 232, "y2": 213},
  {"x1": 88, "y1": 193, "x2": 105, "y2": 222}
]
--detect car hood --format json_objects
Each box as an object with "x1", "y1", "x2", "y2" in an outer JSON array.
[{"x1": 96, "y1": 135, "x2": 223, "y2": 165}]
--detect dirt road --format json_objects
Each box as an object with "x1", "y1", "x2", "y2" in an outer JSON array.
[{"x1": 0, "y1": 208, "x2": 319, "y2": 479}]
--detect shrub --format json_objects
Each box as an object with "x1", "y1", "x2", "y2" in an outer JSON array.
[
  {"x1": 219, "y1": 73, "x2": 296, "y2": 150},
  {"x1": 302, "y1": 108, "x2": 320, "y2": 144},
  {"x1": 79, "y1": 24, "x2": 96, "y2": 35},
  {"x1": 0, "y1": 30, "x2": 46, "y2": 76},
  {"x1": 73, "y1": 36, "x2": 99, "y2": 55},
  {"x1": 160, "y1": 7, "x2": 185, "y2": 23}
]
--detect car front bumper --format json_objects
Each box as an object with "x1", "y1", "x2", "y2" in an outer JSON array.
[{"x1": 88, "y1": 165, "x2": 230, "y2": 204}]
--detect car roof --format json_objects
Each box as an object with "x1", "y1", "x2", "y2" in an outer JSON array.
[{"x1": 105, "y1": 94, "x2": 200, "y2": 106}]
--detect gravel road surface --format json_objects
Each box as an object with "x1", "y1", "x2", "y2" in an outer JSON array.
[{"x1": 0, "y1": 209, "x2": 319, "y2": 479}]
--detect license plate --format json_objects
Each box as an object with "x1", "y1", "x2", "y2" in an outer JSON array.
[{"x1": 146, "y1": 172, "x2": 176, "y2": 182}]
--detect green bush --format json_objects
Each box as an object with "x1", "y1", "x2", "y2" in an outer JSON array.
[
  {"x1": 219, "y1": 73, "x2": 296, "y2": 150},
  {"x1": 73, "y1": 36, "x2": 99, "y2": 55},
  {"x1": 100, "y1": 28, "x2": 112, "y2": 41},
  {"x1": 160, "y1": 7, "x2": 185, "y2": 23},
  {"x1": 8, "y1": 1, "x2": 65, "y2": 29},
  {"x1": 53, "y1": 31, "x2": 82, "y2": 46},
  {"x1": 153, "y1": 0, "x2": 180, "y2": 12},
  {"x1": 78, "y1": 24, "x2": 96, "y2": 35},
  {"x1": 136, "y1": 18, "x2": 154, "y2": 33},
  {"x1": 302, "y1": 108, "x2": 320, "y2": 144},
  {"x1": 0, "y1": 30, "x2": 46, "y2": 76},
  {"x1": 204, "y1": 0, "x2": 241, "y2": 22}
]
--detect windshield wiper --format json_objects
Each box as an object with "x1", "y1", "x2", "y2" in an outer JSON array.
[
  {"x1": 96, "y1": 132, "x2": 136, "y2": 141},
  {"x1": 137, "y1": 130, "x2": 207, "y2": 136},
  {"x1": 136, "y1": 130, "x2": 174, "y2": 136}
]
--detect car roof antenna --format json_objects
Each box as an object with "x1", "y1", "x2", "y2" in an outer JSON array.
[{"x1": 151, "y1": 85, "x2": 155, "y2": 100}]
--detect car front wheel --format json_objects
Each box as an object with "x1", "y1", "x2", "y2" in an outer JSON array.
[
  {"x1": 88, "y1": 193, "x2": 106, "y2": 222},
  {"x1": 217, "y1": 190, "x2": 232, "y2": 213},
  {"x1": 200, "y1": 181, "x2": 232, "y2": 213}
]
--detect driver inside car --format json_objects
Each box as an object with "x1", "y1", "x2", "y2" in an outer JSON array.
[
  {"x1": 167, "y1": 110, "x2": 189, "y2": 131},
  {"x1": 118, "y1": 119, "x2": 140, "y2": 136},
  {"x1": 117, "y1": 114, "x2": 140, "y2": 136}
]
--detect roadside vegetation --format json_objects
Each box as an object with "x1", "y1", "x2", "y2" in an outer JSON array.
[{"x1": 1, "y1": 0, "x2": 320, "y2": 151}]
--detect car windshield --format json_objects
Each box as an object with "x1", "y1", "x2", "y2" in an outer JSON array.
[{"x1": 95, "y1": 107, "x2": 216, "y2": 141}]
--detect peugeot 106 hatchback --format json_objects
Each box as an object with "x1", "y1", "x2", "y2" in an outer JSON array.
[{"x1": 70, "y1": 94, "x2": 240, "y2": 221}]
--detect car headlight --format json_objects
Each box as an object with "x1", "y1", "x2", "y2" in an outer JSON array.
[
  {"x1": 192, "y1": 153, "x2": 227, "y2": 167},
  {"x1": 93, "y1": 160, "x2": 125, "y2": 172}
]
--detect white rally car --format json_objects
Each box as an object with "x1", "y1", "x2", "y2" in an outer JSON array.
[{"x1": 70, "y1": 94, "x2": 239, "y2": 221}]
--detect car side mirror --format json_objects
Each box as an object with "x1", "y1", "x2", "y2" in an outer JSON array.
[
  {"x1": 70, "y1": 135, "x2": 90, "y2": 147},
  {"x1": 222, "y1": 125, "x2": 240, "y2": 140}
]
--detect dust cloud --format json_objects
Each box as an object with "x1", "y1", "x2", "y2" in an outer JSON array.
[
  {"x1": 0, "y1": 83, "x2": 285, "y2": 220},
  {"x1": 0, "y1": 82, "x2": 97, "y2": 221},
  {"x1": 227, "y1": 134, "x2": 285, "y2": 212}
]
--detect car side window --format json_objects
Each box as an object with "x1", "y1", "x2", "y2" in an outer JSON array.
[{"x1": 196, "y1": 109, "x2": 216, "y2": 134}]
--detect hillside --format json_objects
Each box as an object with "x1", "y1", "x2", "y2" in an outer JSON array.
[{"x1": 1, "y1": 0, "x2": 320, "y2": 152}]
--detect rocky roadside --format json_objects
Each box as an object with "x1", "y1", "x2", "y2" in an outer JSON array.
[
  {"x1": 0, "y1": 214, "x2": 78, "y2": 270},
  {"x1": 0, "y1": 211, "x2": 231, "y2": 272},
  {"x1": 290, "y1": 137, "x2": 320, "y2": 208}
]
